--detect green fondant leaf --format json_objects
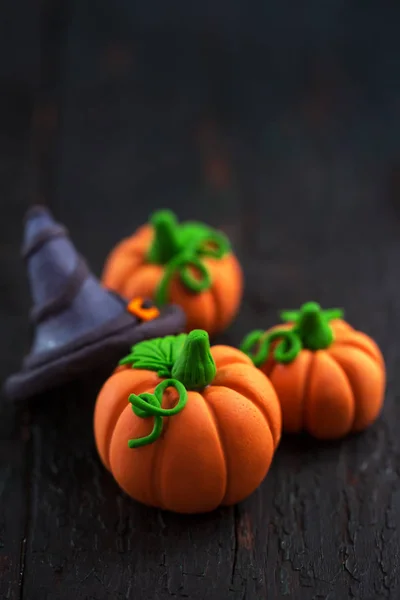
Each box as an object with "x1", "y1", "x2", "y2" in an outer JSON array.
[{"x1": 119, "y1": 333, "x2": 188, "y2": 377}]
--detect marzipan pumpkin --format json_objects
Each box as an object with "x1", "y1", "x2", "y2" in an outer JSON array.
[
  {"x1": 94, "y1": 329, "x2": 281, "y2": 514},
  {"x1": 240, "y1": 302, "x2": 386, "y2": 440},
  {"x1": 101, "y1": 209, "x2": 243, "y2": 336}
]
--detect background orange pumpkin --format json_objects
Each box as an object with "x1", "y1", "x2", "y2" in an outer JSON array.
[
  {"x1": 101, "y1": 210, "x2": 243, "y2": 336},
  {"x1": 94, "y1": 330, "x2": 281, "y2": 514},
  {"x1": 241, "y1": 302, "x2": 386, "y2": 440}
]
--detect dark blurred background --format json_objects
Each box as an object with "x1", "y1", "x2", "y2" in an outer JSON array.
[{"x1": 2, "y1": 0, "x2": 400, "y2": 374}]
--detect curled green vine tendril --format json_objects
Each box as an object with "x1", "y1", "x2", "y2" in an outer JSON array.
[
  {"x1": 146, "y1": 210, "x2": 231, "y2": 305},
  {"x1": 240, "y1": 302, "x2": 344, "y2": 367},
  {"x1": 154, "y1": 231, "x2": 230, "y2": 305},
  {"x1": 128, "y1": 379, "x2": 188, "y2": 448},
  {"x1": 240, "y1": 328, "x2": 302, "y2": 367}
]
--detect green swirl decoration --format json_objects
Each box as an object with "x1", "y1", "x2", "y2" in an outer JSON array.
[
  {"x1": 240, "y1": 302, "x2": 344, "y2": 367},
  {"x1": 146, "y1": 209, "x2": 231, "y2": 305},
  {"x1": 128, "y1": 379, "x2": 188, "y2": 448},
  {"x1": 121, "y1": 330, "x2": 217, "y2": 448}
]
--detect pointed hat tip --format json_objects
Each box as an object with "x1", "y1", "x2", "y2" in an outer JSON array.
[
  {"x1": 22, "y1": 205, "x2": 64, "y2": 255},
  {"x1": 24, "y1": 205, "x2": 53, "y2": 224}
]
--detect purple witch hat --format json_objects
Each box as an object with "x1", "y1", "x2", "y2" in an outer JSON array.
[{"x1": 4, "y1": 206, "x2": 186, "y2": 403}]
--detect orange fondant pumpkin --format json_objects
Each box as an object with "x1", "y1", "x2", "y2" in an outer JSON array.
[
  {"x1": 241, "y1": 302, "x2": 386, "y2": 440},
  {"x1": 101, "y1": 210, "x2": 243, "y2": 337},
  {"x1": 94, "y1": 330, "x2": 281, "y2": 514}
]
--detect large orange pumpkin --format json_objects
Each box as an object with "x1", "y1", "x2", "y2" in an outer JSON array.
[
  {"x1": 240, "y1": 302, "x2": 386, "y2": 440},
  {"x1": 94, "y1": 329, "x2": 281, "y2": 514},
  {"x1": 101, "y1": 210, "x2": 243, "y2": 337}
]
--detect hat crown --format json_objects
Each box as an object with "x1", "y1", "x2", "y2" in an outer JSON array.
[
  {"x1": 23, "y1": 206, "x2": 126, "y2": 356},
  {"x1": 23, "y1": 206, "x2": 77, "y2": 306}
]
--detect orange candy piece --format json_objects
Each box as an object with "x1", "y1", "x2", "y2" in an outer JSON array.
[{"x1": 127, "y1": 297, "x2": 160, "y2": 321}]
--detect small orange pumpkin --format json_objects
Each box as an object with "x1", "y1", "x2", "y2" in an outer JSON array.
[
  {"x1": 240, "y1": 302, "x2": 386, "y2": 440},
  {"x1": 94, "y1": 329, "x2": 281, "y2": 514},
  {"x1": 101, "y1": 210, "x2": 243, "y2": 336}
]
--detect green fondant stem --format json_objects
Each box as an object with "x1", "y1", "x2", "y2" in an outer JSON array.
[
  {"x1": 147, "y1": 210, "x2": 182, "y2": 264},
  {"x1": 291, "y1": 301, "x2": 335, "y2": 350},
  {"x1": 171, "y1": 329, "x2": 216, "y2": 390},
  {"x1": 240, "y1": 302, "x2": 344, "y2": 366}
]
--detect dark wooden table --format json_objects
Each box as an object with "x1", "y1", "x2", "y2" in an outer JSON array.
[{"x1": 2, "y1": 2, "x2": 400, "y2": 599}]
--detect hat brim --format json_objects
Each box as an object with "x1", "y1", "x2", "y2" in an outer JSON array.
[{"x1": 3, "y1": 304, "x2": 186, "y2": 404}]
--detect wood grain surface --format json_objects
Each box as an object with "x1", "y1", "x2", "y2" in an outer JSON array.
[{"x1": 1, "y1": 1, "x2": 400, "y2": 599}]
